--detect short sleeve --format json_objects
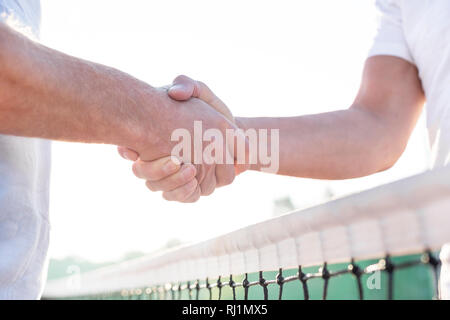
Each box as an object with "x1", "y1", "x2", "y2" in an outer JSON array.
[
  {"x1": 0, "y1": 3, "x2": 9, "y2": 22},
  {"x1": 368, "y1": 0, "x2": 414, "y2": 64},
  {"x1": 0, "y1": 1, "x2": 41, "y2": 39}
]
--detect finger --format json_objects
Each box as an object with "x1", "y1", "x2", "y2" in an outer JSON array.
[
  {"x1": 181, "y1": 185, "x2": 201, "y2": 203},
  {"x1": 117, "y1": 146, "x2": 139, "y2": 161},
  {"x1": 132, "y1": 156, "x2": 181, "y2": 181},
  {"x1": 215, "y1": 163, "x2": 235, "y2": 188},
  {"x1": 162, "y1": 179, "x2": 199, "y2": 202},
  {"x1": 168, "y1": 75, "x2": 234, "y2": 122},
  {"x1": 199, "y1": 164, "x2": 217, "y2": 196},
  {"x1": 194, "y1": 163, "x2": 205, "y2": 185},
  {"x1": 163, "y1": 184, "x2": 201, "y2": 203},
  {"x1": 145, "y1": 163, "x2": 197, "y2": 192}
]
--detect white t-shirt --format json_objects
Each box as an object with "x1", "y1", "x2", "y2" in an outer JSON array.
[
  {"x1": 0, "y1": 0, "x2": 51, "y2": 300},
  {"x1": 369, "y1": 0, "x2": 450, "y2": 299},
  {"x1": 369, "y1": 0, "x2": 450, "y2": 167}
]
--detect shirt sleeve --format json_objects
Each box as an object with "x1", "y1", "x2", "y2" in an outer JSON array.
[
  {"x1": 368, "y1": 0, "x2": 414, "y2": 64},
  {"x1": 0, "y1": 1, "x2": 40, "y2": 39}
]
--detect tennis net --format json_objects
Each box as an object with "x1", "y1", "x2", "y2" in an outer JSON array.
[{"x1": 43, "y1": 166, "x2": 450, "y2": 300}]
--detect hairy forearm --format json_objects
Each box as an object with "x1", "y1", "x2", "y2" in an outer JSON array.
[
  {"x1": 0, "y1": 23, "x2": 159, "y2": 149},
  {"x1": 236, "y1": 107, "x2": 402, "y2": 179}
]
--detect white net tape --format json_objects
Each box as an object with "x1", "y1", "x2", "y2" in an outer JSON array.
[{"x1": 44, "y1": 167, "x2": 450, "y2": 298}]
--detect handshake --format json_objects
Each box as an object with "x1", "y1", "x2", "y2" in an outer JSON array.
[{"x1": 117, "y1": 75, "x2": 263, "y2": 203}]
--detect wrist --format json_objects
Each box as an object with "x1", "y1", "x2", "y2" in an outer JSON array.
[
  {"x1": 234, "y1": 117, "x2": 261, "y2": 171},
  {"x1": 123, "y1": 86, "x2": 176, "y2": 159},
  {"x1": 122, "y1": 86, "x2": 162, "y2": 151}
]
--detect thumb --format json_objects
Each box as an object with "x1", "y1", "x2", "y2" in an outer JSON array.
[
  {"x1": 169, "y1": 75, "x2": 249, "y2": 173},
  {"x1": 167, "y1": 75, "x2": 196, "y2": 101},
  {"x1": 117, "y1": 146, "x2": 140, "y2": 161},
  {"x1": 168, "y1": 75, "x2": 234, "y2": 123}
]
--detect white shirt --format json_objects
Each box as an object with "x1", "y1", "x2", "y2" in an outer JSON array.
[
  {"x1": 369, "y1": 0, "x2": 450, "y2": 167},
  {"x1": 369, "y1": 0, "x2": 450, "y2": 299},
  {"x1": 0, "y1": 0, "x2": 51, "y2": 300}
]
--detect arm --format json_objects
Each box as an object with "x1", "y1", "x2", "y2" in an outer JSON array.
[
  {"x1": 0, "y1": 22, "x2": 237, "y2": 197},
  {"x1": 129, "y1": 56, "x2": 424, "y2": 201},
  {"x1": 237, "y1": 56, "x2": 425, "y2": 179},
  {"x1": 0, "y1": 22, "x2": 151, "y2": 148}
]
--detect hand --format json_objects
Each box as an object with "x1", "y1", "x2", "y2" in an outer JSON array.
[
  {"x1": 119, "y1": 77, "x2": 248, "y2": 202},
  {"x1": 118, "y1": 150, "x2": 201, "y2": 202},
  {"x1": 168, "y1": 75, "x2": 235, "y2": 123}
]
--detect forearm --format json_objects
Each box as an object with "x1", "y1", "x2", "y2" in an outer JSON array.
[
  {"x1": 0, "y1": 23, "x2": 159, "y2": 150},
  {"x1": 236, "y1": 107, "x2": 402, "y2": 179}
]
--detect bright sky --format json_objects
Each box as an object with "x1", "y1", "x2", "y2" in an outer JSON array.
[{"x1": 40, "y1": 0, "x2": 430, "y2": 262}]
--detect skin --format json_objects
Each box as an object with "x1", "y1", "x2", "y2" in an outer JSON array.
[
  {"x1": 121, "y1": 56, "x2": 425, "y2": 202},
  {"x1": 0, "y1": 22, "x2": 242, "y2": 201}
]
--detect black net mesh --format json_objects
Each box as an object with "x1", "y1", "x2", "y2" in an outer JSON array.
[{"x1": 83, "y1": 250, "x2": 441, "y2": 300}]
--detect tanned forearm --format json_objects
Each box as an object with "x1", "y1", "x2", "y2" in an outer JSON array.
[
  {"x1": 0, "y1": 22, "x2": 159, "y2": 150},
  {"x1": 237, "y1": 108, "x2": 398, "y2": 179}
]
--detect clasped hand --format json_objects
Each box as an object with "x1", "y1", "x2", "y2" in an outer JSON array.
[{"x1": 118, "y1": 75, "x2": 247, "y2": 203}]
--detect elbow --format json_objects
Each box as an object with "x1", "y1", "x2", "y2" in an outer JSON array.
[
  {"x1": 374, "y1": 139, "x2": 407, "y2": 173},
  {"x1": 355, "y1": 107, "x2": 412, "y2": 175},
  {"x1": 376, "y1": 158, "x2": 398, "y2": 173}
]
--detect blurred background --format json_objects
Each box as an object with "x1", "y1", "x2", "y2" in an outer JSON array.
[{"x1": 40, "y1": 0, "x2": 430, "y2": 280}]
